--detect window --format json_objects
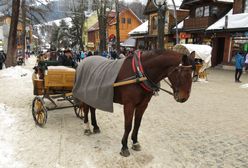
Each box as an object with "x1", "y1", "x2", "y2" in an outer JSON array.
[
  {"x1": 245, "y1": 0, "x2": 248, "y2": 13},
  {"x1": 152, "y1": 16, "x2": 158, "y2": 30},
  {"x1": 211, "y1": 6, "x2": 219, "y2": 16},
  {"x1": 127, "y1": 18, "x2": 131, "y2": 24},
  {"x1": 196, "y1": 6, "x2": 211, "y2": 17},
  {"x1": 121, "y1": 18, "x2": 126, "y2": 24},
  {"x1": 204, "y1": 6, "x2": 209, "y2": 16},
  {"x1": 195, "y1": 7, "x2": 204, "y2": 17}
]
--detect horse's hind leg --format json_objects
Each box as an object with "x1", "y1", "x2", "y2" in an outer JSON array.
[
  {"x1": 90, "y1": 106, "x2": 100, "y2": 133},
  {"x1": 120, "y1": 104, "x2": 135, "y2": 157},
  {"x1": 83, "y1": 103, "x2": 91, "y2": 135},
  {"x1": 131, "y1": 98, "x2": 151, "y2": 151}
]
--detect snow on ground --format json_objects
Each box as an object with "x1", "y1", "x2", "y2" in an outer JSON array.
[{"x1": 0, "y1": 56, "x2": 248, "y2": 168}]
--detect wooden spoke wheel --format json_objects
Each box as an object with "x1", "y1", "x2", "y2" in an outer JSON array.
[
  {"x1": 32, "y1": 96, "x2": 47, "y2": 127},
  {"x1": 74, "y1": 105, "x2": 84, "y2": 119}
]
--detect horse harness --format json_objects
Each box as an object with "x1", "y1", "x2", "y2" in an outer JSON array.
[
  {"x1": 130, "y1": 51, "x2": 173, "y2": 95},
  {"x1": 130, "y1": 51, "x2": 192, "y2": 96}
]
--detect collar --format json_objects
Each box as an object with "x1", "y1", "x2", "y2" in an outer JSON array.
[{"x1": 132, "y1": 51, "x2": 160, "y2": 93}]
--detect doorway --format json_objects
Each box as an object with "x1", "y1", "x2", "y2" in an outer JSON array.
[{"x1": 216, "y1": 37, "x2": 225, "y2": 65}]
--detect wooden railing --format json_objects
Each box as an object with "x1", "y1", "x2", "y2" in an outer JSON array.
[{"x1": 183, "y1": 16, "x2": 216, "y2": 30}]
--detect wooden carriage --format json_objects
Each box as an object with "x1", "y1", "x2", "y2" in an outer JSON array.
[{"x1": 32, "y1": 66, "x2": 83, "y2": 127}]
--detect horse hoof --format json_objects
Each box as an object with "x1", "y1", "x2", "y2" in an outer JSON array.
[
  {"x1": 93, "y1": 128, "x2": 101, "y2": 134},
  {"x1": 120, "y1": 148, "x2": 130, "y2": 157},
  {"x1": 84, "y1": 129, "x2": 91, "y2": 136},
  {"x1": 132, "y1": 142, "x2": 141, "y2": 151}
]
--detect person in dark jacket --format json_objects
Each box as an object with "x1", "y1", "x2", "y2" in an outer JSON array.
[{"x1": 0, "y1": 51, "x2": 6, "y2": 70}]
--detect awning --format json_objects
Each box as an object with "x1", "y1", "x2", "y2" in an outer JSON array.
[{"x1": 120, "y1": 37, "x2": 136, "y2": 47}]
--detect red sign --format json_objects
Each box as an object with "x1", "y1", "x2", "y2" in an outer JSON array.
[{"x1": 180, "y1": 33, "x2": 191, "y2": 39}]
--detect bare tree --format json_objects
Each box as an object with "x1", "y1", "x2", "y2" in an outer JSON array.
[
  {"x1": 115, "y1": 0, "x2": 120, "y2": 54},
  {"x1": 21, "y1": 0, "x2": 27, "y2": 64},
  {"x1": 6, "y1": 0, "x2": 21, "y2": 67},
  {"x1": 93, "y1": 0, "x2": 114, "y2": 54}
]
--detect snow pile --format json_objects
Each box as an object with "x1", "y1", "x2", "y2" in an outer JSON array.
[
  {"x1": 0, "y1": 66, "x2": 32, "y2": 79},
  {"x1": 0, "y1": 103, "x2": 6, "y2": 113},
  {"x1": 240, "y1": 83, "x2": 248, "y2": 89},
  {"x1": 0, "y1": 103, "x2": 14, "y2": 127}
]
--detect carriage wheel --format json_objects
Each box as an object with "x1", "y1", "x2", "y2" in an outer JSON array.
[
  {"x1": 32, "y1": 96, "x2": 47, "y2": 127},
  {"x1": 74, "y1": 105, "x2": 84, "y2": 119}
]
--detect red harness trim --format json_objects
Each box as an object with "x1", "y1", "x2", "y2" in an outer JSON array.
[{"x1": 132, "y1": 51, "x2": 153, "y2": 92}]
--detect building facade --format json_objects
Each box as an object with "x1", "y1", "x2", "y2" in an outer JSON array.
[
  {"x1": 143, "y1": 0, "x2": 189, "y2": 49},
  {"x1": 87, "y1": 8, "x2": 142, "y2": 51}
]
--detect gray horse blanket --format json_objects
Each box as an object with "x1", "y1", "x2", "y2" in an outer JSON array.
[{"x1": 72, "y1": 56, "x2": 125, "y2": 112}]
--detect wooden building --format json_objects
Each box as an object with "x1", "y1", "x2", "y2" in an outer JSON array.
[
  {"x1": 87, "y1": 8, "x2": 142, "y2": 51},
  {"x1": 143, "y1": 0, "x2": 189, "y2": 49},
  {"x1": 206, "y1": 0, "x2": 248, "y2": 66}
]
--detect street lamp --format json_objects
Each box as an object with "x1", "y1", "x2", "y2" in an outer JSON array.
[{"x1": 153, "y1": 0, "x2": 167, "y2": 50}]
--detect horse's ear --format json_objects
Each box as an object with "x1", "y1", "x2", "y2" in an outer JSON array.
[
  {"x1": 182, "y1": 51, "x2": 195, "y2": 66},
  {"x1": 189, "y1": 51, "x2": 195, "y2": 60}
]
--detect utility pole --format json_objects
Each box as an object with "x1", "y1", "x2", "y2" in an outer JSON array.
[
  {"x1": 153, "y1": 0, "x2": 166, "y2": 50},
  {"x1": 115, "y1": 0, "x2": 120, "y2": 54},
  {"x1": 171, "y1": 0, "x2": 179, "y2": 44}
]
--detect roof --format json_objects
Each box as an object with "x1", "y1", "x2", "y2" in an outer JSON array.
[
  {"x1": 120, "y1": 37, "x2": 136, "y2": 47},
  {"x1": 144, "y1": 0, "x2": 183, "y2": 15},
  {"x1": 128, "y1": 21, "x2": 148, "y2": 35},
  {"x1": 88, "y1": 22, "x2": 99, "y2": 32},
  {"x1": 206, "y1": 9, "x2": 248, "y2": 31},
  {"x1": 180, "y1": 0, "x2": 233, "y2": 9},
  {"x1": 109, "y1": 8, "x2": 142, "y2": 26}
]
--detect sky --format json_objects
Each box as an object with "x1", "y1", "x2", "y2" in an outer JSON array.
[{"x1": 40, "y1": 0, "x2": 183, "y2": 6}]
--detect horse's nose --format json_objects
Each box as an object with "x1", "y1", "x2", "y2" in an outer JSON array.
[{"x1": 179, "y1": 98, "x2": 187, "y2": 103}]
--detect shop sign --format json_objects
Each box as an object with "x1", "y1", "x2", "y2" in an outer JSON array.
[{"x1": 180, "y1": 32, "x2": 191, "y2": 39}]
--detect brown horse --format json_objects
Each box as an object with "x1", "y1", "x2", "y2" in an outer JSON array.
[{"x1": 76, "y1": 49, "x2": 195, "y2": 157}]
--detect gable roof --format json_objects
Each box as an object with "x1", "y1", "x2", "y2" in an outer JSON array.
[
  {"x1": 207, "y1": 9, "x2": 248, "y2": 31},
  {"x1": 180, "y1": 0, "x2": 233, "y2": 9},
  {"x1": 144, "y1": 0, "x2": 183, "y2": 15}
]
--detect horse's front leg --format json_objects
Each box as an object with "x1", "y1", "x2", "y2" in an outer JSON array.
[
  {"x1": 120, "y1": 104, "x2": 135, "y2": 157},
  {"x1": 131, "y1": 97, "x2": 151, "y2": 151},
  {"x1": 90, "y1": 106, "x2": 100, "y2": 133},
  {"x1": 83, "y1": 104, "x2": 91, "y2": 135}
]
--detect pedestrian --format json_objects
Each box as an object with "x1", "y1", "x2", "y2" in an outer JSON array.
[
  {"x1": 0, "y1": 50, "x2": 6, "y2": 70},
  {"x1": 80, "y1": 51, "x2": 85, "y2": 60},
  {"x1": 244, "y1": 52, "x2": 248, "y2": 71},
  {"x1": 101, "y1": 51, "x2": 107, "y2": 58},
  {"x1": 76, "y1": 51, "x2": 81, "y2": 62},
  {"x1": 235, "y1": 51, "x2": 244, "y2": 83},
  {"x1": 94, "y1": 50, "x2": 99, "y2": 55},
  {"x1": 87, "y1": 51, "x2": 93, "y2": 56},
  {"x1": 110, "y1": 50, "x2": 118, "y2": 59}
]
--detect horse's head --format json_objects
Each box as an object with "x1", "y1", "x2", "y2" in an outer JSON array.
[{"x1": 167, "y1": 51, "x2": 195, "y2": 103}]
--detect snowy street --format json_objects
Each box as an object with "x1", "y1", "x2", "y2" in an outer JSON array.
[{"x1": 0, "y1": 56, "x2": 248, "y2": 168}]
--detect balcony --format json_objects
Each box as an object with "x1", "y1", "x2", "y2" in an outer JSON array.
[{"x1": 183, "y1": 16, "x2": 216, "y2": 30}]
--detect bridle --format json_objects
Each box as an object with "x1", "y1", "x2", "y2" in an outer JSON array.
[
  {"x1": 162, "y1": 65, "x2": 192, "y2": 96},
  {"x1": 131, "y1": 51, "x2": 193, "y2": 96}
]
